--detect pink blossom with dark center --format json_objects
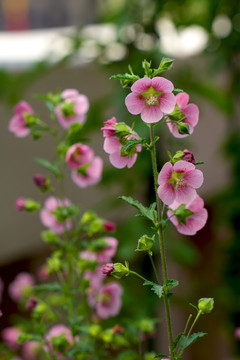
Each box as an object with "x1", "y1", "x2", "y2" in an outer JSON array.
[
  {"x1": 8, "y1": 272, "x2": 35, "y2": 303},
  {"x1": 2, "y1": 327, "x2": 22, "y2": 350},
  {"x1": 40, "y1": 196, "x2": 72, "y2": 234},
  {"x1": 96, "y1": 282, "x2": 123, "y2": 319},
  {"x1": 102, "y1": 117, "x2": 141, "y2": 169},
  {"x1": 15, "y1": 197, "x2": 26, "y2": 211},
  {"x1": 125, "y1": 77, "x2": 176, "y2": 123},
  {"x1": 8, "y1": 101, "x2": 34, "y2": 138},
  {"x1": 157, "y1": 160, "x2": 203, "y2": 206},
  {"x1": 71, "y1": 156, "x2": 103, "y2": 188},
  {"x1": 167, "y1": 92, "x2": 199, "y2": 138},
  {"x1": 55, "y1": 89, "x2": 89, "y2": 129},
  {"x1": 66, "y1": 143, "x2": 94, "y2": 169},
  {"x1": 167, "y1": 195, "x2": 208, "y2": 235}
]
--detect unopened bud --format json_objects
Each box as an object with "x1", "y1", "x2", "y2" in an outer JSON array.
[
  {"x1": 103, "y1": 221, "x2": 116, "y2": 232},
  {"x1": 112, "y1": 324, "x2": 124, "y2": 334},
  {"x1": 102, "y1": 263, "x2": 114, "y2": 276},
  {"x1": 33, "y1": 174, "x2": 48, "y2": 190},
  {"x1": 181, "y1": 149, "x2": 195, "y2": 164},
  {"x1": 26, "y1": 296, "x2": 38, "y2": 311},
  {"x1": 198, "y1": 297, "x2": 214, "y2": 314},
  {"x1": 111, "y1": 263, "x2": 129, "y2": 279},
  {"x1": 15, "y1": 197, "x2": 26, "y2": 211}
]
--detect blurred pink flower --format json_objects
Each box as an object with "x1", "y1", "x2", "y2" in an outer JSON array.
[
  {"x1": 66, "y1": 143, "x2": 94, "y2": 169},
  {"x1": 22, "y1": 341, "x2": 40, "y2": 360},
  {"x1": 71, "y1": 156, "x2": 103, "y2": 188},
  {"x1": 167, "y1": 195, "x2": 208, "y2": 236},
  {"x1": 37, "y1": 264, "x2": 50, "y2": 281},
  {"x1": 15, "y1": 197, "x2": 26, "y2": 211},
  {"x1": 45, "y1": 324, "x2": 73, "y2": 358},
  {"x1": 125, "y1": 77, "x2": 175, "y2": 123},
  {"x1": 40, "y1": 196, "x2": 72, "y2": 234},
  {"x1": 235, "y1": 327, "x2": 240, "y2": 339},
  {"x1": 8, "y1": 101, "x2": 33, "y2": 137},
  {"x1": 157, "y1": 160, "x2": 203, "y2": 206},
  {"x1": 2, "y1": 327, "x2": 21, "y2": 350},
  {"x1": 167, "y1": 92, "x2": 199, "y2": 138},
  {"x1": 102, "y1": 117, "x2": 141, "y2": 169},
  {"x1": 55, "y1": 89, "x2": 89, "y2": 129},
  {"x1": 8, "y1": 272, "x2": 35, "y2": 303},
  {"x1": 97, "y1": 237, "x2": 118, "y2": 263},
  {"x1": 96, "y1": 282, "x2": 123, "y2": 319},
  {"x1": 103, "y1": 220, "x2": 116, "y2": 232}
]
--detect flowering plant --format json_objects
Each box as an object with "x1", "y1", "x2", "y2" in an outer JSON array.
[{"x1": 0, "y1": 58, "x2": 213, "y2": 360}]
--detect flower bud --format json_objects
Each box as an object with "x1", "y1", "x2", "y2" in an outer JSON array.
[
  {"x1": 111, "y1": 263, "x2": 129, "y2": 279},
  {"x1": 181, "y1": 149, "x2": 195, "y2": 164},
  {"x1": 112, "y1": 324, "x2": 124, "y2": 334},
  {"x1": 102, "y1": 263, "x2": 114, "y2": 276},
  {"x1": 33, "y1": 174, "x2": 50, "y2": 191},
  {"x1": 15, "y1": 197, "x2": 26, "y2": 211},
  {"x1": 198, "y1": 298, "x2": 214, "y2": 314},
  {"x1": 136, "y1": 235, "x2": 155, "y2": 252},
  {"x1": 26, "y1": 296, "x2": 38, "y2": 311},
  {"x1": 103, "y1": 221, "x2": 116, "y2": 233}
]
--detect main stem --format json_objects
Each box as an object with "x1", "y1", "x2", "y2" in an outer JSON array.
[{"x1": 149, "y1": 124, "x2": 174, "y2": 360}]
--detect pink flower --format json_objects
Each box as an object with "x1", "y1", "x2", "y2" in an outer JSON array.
[
  {"x1": 102, "y1": 117, "x2": 141, "y2": 169},
  {"x1": 66, "y1": 143, "x2": 94, "y2": 169},
  {"x1": 167, "y1": 92, "x2": 199, "y2": 138},
  {"x1": 37, "y1": 264, "x2": 49, "y2": 281},
  {"x1": 157, "y1": 160, "x2": 203, "y2": 206},
  {"x1": 125, "y1": 77, "x2": 175, "y2": 123},
  {"x1": 8, "y1": 101, "x2": 34, "y2": 137},
  {"x1": 45, "y1": 324, "x2": 73, "y2": 358},
  {"x1": 96, "y1": 282, "x2": 123, "y2": 319},
  {"x1": 167, "y1": 195, "x2": 208, "y2": 236},
  {"x1": 8, "y1": 272, "x2": 35, "y2": 303},
  {"x1": 2, "y1": 327, "x2": 21, "y2": 350},
  {"x1": 22, "y1": 341, "x2": 40, "y2": 360},
  {"x1": 55, "y1": 89, "x2": 89, "y2": 129},
  {"x1": 15, "y1": 197, "x2": 26, "y2": 211},
  {"x1": 97, "y1": 237, "x2": 118, "y2": 263},
  {"x1": 71, "y1": 156, "x2": 103, "y2": 188},
  {"x1": 40, "y1": 196, "x2": 72, "y2": 234},
  {"x1": 235, "y1": 327, "x2": 240, "y2": 339}
]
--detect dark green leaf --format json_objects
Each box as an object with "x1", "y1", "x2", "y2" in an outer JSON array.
[
  {"x1": 119, "y1": 196, "x2": 157, "y2": 223},
  {"x1": 35, "y1": 157, "x2": 61, "y2": 178},
  {"x1": 143, "y1": 280, "x2": 164, "y2": 299},
  {"x1": 33, "y1": 282, "x2": 62, "y2": 292},
  {"x1": 180, "y1": 332, "x2": 207, "y2": 351},
  {"x1": 173, "y1": 332, "x2": 184, "y2": 349},
  {"x1": 152, "y1": 58, "x2": 174, "y2": 77}
]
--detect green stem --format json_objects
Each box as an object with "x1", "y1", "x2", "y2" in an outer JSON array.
[
  {"x1": 149, "y1": 124, "x2": 174, "y2": 360},
  {"x1": 178, "y1": 310, "x2": 202, "y2": 358},
  {"x1": 130, "y1": 270, "x2": 148, "y2": 283},
  {"x1": 148, "y1": 251, "x2": 160, "y2": 283}
]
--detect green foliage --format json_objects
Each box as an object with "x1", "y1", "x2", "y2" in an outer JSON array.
[
  {"x1": 35, "y1": 157, "x2": 62, "y2": 178},
  {"x1": 119, "y1": 196, "x2": 157, "y2": 223},
  {"x1": 143, "y1": 279, "x2": 179, "y2": 299},
  {"x1": 179, "y1": 332, "x2": 207, "y2": 351}
]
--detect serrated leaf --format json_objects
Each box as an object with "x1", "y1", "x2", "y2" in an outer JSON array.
[
  {"x1": 166, "y1": 278, "x2": 179, "y2": 290},
  {"x1": 143, "y1": 281, "x2": 164, "y2": 299},
  {"x1": 35, "y1": 157, "x2": 61, "y2": 178},
  {"x1": 152, "y1": 58, "x2": 174, "y2": 77},
  {"x1": 173, "y1": 332, "x2": 184, "y2": 349},
  {"x1": 180, "y1": 332, "x2": 207, "y2": 351},
  {"x1": 119, "y1": 196, "x2": 157, "y2": 223},
  {"x1": 110, "y1": 74, "x2": 140, "y2": 81},
  {"x1": 154, "y1": 354, "x2": 169, "y2": 359},
  {"x1": 123, "y1": 139, "x2": 145, "y2": 152},
  {"x1": 33, "y1": 282, "x2": 62, "y2": 292}
]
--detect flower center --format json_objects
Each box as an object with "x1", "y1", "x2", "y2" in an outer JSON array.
[
  {"x1": 72, "y1": 148, "x2": 82, "y2": 163},
  {"x1": 168, "y1": 171, "x2": 186, "y2": 189},
  {"x1": 140, "y1": 86, "x2": 162, "y2": 107},
  {"x1": 101, "y1": 291, "x2": 112, "y2": 306}
]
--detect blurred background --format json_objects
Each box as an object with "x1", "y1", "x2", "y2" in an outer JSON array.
[{"x1": 0, "y1": 0, "x2": 240, "y2": 359}]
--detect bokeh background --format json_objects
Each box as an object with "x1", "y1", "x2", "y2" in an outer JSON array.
[{"x1": 0, "y1": 1, "x2": 240, "y2": 359}]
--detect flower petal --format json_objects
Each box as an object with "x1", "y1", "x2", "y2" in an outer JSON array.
[
  {"x1": 175, "y1": 186, "x2": 196, "y2": 204},
  {"x1": 183, "y1": 169, "x2": 203, "y2": 189},
  {"x1": 158, "y1": 162, "x2": 173, "y2": 184},
  {"x1": 157, "y1": 183, "x2": 175, "y2": 205},
  {"x1": 104, "y1": 137, "x2": 121, "y2": 154},
  {"x1": 176, "y1": 93, "x2": 189, "y2": 109},
  {"x1": 125, "y1": 93, "x2": 145, "y2": 115},
  {"x1": 173, "y1": 160, "x2": 195, "y2": 173},
  {"x1": 183, "y1": 104, "x2": 199, "y2": 127},
  {"x1": 109, "y1": 152, "x2": 128, "y2": 169},
  {"x1": 159, "y1": 92, "x2": 176, "y2": 114},
  {"x1": 140, "y1": 105, "x2": 163, "y2": 123},
  {"x1": 151, "y1": 77, "x2": 174, "y2": 92},
  {"x1": 131, "y1": 77, "x2": 152, "y2": 93}
]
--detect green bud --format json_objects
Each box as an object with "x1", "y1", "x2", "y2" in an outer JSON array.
[
  {"x1": 41, "y1": 230, "x2": 61, "y2": 244},
  {"x1": 198, "y1": 298, "x2": 214, "y2": 314},
  {"x1": 136, "y1": 235, "x2": 155, "y2": 252},
  {"x1": 177, "y1": 122, "x2": 190, "y2": 135},
  {"x1": 24, "y1": 199, "x2": 41, "y2": 212},
  {"x1": 89, "y1": 324, "x2": 102, "y2": 337},
  {"x1": 112, "y1": 263, "x2": 130, "y2": 279},
  {"x1": 81, "y1": 211, "x2": 97, "y2": 225}
]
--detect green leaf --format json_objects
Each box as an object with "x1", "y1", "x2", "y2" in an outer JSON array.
[
  {"x1": 173, "y1": 332, "x2": 184, "y2": 349},
  {"x1": 123, "y1": 139, "x2": 146, "y2": 152},
  {"x1": 180, "y1": 332, "x2": 207, "y2": 351},
  {"x1": 110, "y1": 73, "x2": 140, "y2": 81},
  {"x1": 165, "y1": 279, "x2": 179, "y2": 291},
  {"x1": 35, "y1": 157, "x2": 61, "y2": 178},
  {"x1": 154, "y1": 354, "x2": 169, "y2": 359},
  {"x1": 152, "y1": 58, "x2": 174, "y2": 77},
  {"x1": 119, "y1": 196, "x2": 157, "y2": 223},
  {"x1": 33, "y1": 282, "x2": 62, "y2": 292},
  {"x1": 66, "y1": 122, "x2": 85, "y2": 145},
  {"x1": 173, "y1": 88, "x2": 184, "y2": 95},
  {"x1": 143, "y1": 280, "x2": 164, "y2": 299}
]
